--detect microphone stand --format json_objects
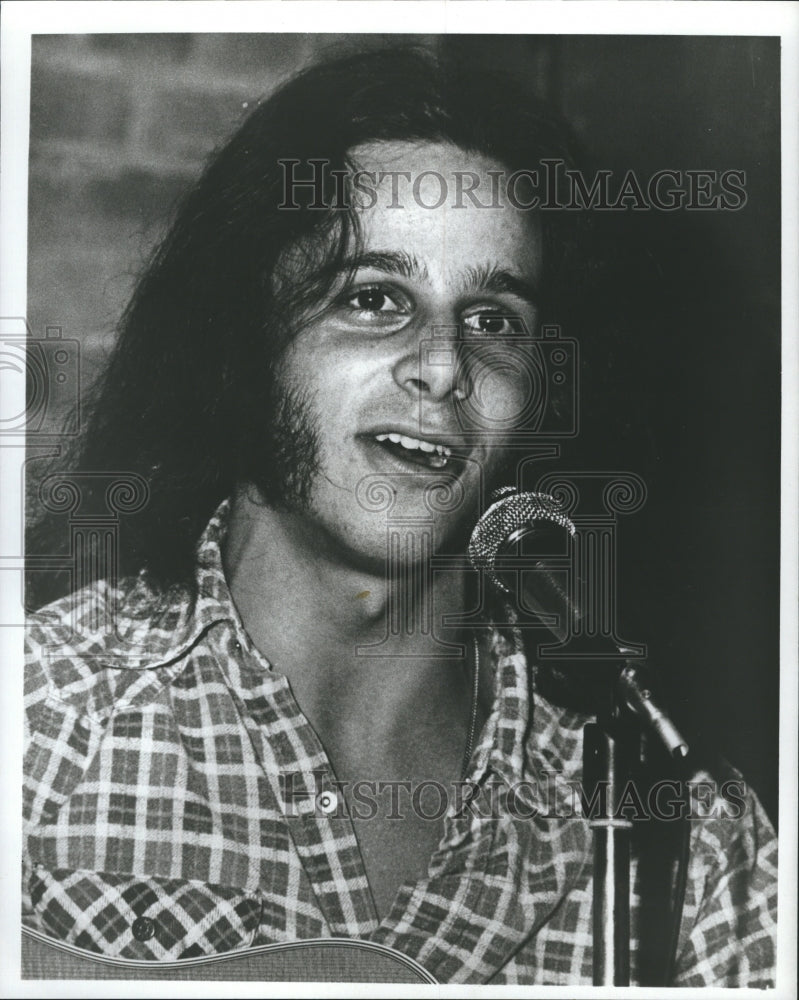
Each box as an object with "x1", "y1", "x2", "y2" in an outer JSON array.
[
  {"x1": 582, "y1": 672, "x2": 637, "y2": 986},
  {"x1": 507, "y1": 569, "x2": 689, "y2": 984},
  {"x1": 581, "y1": 661, "x2": 689, "y2": 986},
  {"x1": 487, "y1": 513, "x2": 690, "y2": 986}
]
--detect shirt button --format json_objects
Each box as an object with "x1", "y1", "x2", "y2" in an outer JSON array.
[
  {"x1": 132, "y1": 916, "x2": 156, "y2": 942},
  {"x1": 316, "y1": 790, "x2": 339, "y2": 815}
]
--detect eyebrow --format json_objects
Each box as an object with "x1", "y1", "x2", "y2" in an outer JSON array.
[
  {"x1": 337, "y1": 250, "x2": 429, "y2": 283},
  {"x1": 337, "y1": 252, "x2": 539, "y2": 308},
  {"x1": 461, "y1": 263, "x2": 540, "y2": 309}
]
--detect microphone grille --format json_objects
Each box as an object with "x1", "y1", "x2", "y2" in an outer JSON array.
[{"x1": 468, "y1": 489, "x2": 575, "y2": 586}]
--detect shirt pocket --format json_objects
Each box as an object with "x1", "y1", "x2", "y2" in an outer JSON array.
[{"x1": 27, "y1": 866, "x2": 262, "y2": 960}]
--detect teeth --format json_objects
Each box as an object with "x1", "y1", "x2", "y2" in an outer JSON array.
[{"x1": 374, "y1": 432, "x2": 453, "y2": 460}]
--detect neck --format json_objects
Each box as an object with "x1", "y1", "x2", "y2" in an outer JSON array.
[{"x1": 222, "y1": 486, "x2": 471, "y2": 676}]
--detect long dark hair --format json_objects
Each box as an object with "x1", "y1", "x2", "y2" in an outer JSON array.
[{"x1": 27, "y1": 45, "x2": 581, "y2": 607}]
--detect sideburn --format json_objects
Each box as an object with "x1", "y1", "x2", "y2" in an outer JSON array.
[{"x1": 250, "y1": 372, "x2": 322, "y2": 513}]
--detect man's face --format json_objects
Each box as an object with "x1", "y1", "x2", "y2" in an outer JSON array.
[{"x1": 271, "y1": 141, "x2": 543, "y2": 568}]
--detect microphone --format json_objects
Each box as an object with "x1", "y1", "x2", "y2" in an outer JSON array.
[{"x1": 469, "y1": 487, "x2": 689, "y2": 759}]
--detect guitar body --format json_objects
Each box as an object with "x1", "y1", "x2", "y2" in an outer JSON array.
[{"x1": 21, "y1": 926, "x2": 437, "y2": 983}]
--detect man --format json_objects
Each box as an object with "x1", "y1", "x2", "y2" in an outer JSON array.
[{"x1": 23, "y1": 47, "x2": 777, "y2": 984}]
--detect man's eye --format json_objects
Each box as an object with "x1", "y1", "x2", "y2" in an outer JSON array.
[
  {"x1": 463, "y1": 313, "x2": 520, "y2": 336},
  {"x1": 346, "y1": 287, "x2": 403, "y2": 315}
]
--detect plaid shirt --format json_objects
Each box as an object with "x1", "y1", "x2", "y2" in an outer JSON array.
[{"x1": 23, "y1": 501, "x2": 777, "y2": 985}]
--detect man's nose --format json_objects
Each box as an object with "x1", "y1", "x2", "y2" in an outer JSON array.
[{"x1": 392, "y1": 327, "x2": 469, "y2": 403}]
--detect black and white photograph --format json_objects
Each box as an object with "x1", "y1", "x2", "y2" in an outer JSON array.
[{"x1": 1, "y1": 1, "x2": 796, "y2": 993}]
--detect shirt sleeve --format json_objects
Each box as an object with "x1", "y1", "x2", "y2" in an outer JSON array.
[
  {"x1": 23, "y1": 636, "x2": 84, "y2": 833},
  {"x1": 22, "y1": 630, "x2": 56, "y2": 933},
  {"x1": 673, "y1": 778, "x2": 778, "y2": 987}
]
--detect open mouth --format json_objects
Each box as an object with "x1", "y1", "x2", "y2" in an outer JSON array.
[{"x1": 372, "y1": 432, "x2": 459, "y2": 470}]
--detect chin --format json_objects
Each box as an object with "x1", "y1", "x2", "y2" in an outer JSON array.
[{"x1": 310, "y1": 484, "x2": 478, "y2": 574}]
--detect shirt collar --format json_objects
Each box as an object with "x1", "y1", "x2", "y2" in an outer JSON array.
[
  {"x1": 99, "y1": 498, "x2": 239, "y2": 668},
  {"x1": 466, "y1": 626, "x2": 588, "y2": 791},
  {"x1": 465, "y1": 628, "x2": 530, "y2": 789}
]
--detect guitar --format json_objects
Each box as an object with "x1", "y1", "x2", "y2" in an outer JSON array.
[{"x1": 21, "y1": 926, "x2": 437, "y2": 983}]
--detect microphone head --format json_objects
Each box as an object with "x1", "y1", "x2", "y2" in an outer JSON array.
[{"x1": 468, "y1": 488, "x2": 575, "y2": 590}]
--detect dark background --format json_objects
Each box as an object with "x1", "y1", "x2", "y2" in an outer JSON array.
[{"x1": 28, "y1": 34, "x2": 781, "y2": 823}]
